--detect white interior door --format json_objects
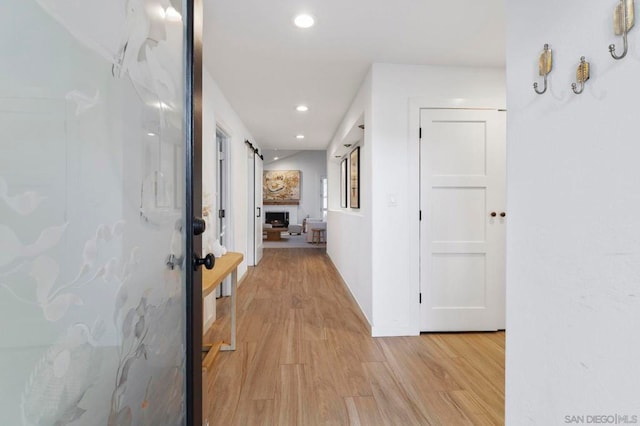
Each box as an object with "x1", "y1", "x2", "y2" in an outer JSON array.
[
  {"x1": 254, "y1": 154, "x2": 264, "y2": 264},
  {"x1": 419, "y1": 108, "x2": 506, "y2": 331},
  {"x1": 216, "y1": 129, "x2": 232, "y2": 297},
  {"x1": 216, "y1": 130, "x2": 228, "y2": 245}
]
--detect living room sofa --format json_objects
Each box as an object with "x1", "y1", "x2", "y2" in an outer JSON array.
[{"x1": 287, "y1": 224, "x2": 302, "y2": 235}]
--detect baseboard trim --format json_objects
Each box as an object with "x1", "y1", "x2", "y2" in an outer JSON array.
[{"x1": 371, "y1": 326, "x2": 420, "y2": 337}]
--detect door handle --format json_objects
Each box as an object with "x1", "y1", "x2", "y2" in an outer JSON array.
[
  {"x1": 193, "y1": 217, "x2": 206, "y2": 236},
  {"x1": 193, "y1": 253, "x2": 215, "y2": 271},
  {"x1": 257, "y1": 207, "x2": 261, "y2": 218}
]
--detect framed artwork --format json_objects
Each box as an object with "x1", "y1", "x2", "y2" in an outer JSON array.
[
  {"x1": 340, "y1": 158, "x2": 348, "y2": 208},
  {"x1": 350, "y1": 147, "x2": 360, "y2": 209},
  {"x1": 263, "y1": 170, "x2": 301, "y2": 205}
]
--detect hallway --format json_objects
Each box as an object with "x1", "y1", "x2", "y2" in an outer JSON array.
[{"x1": 204, "y1": 249, "x2": 504, "y2": 425}]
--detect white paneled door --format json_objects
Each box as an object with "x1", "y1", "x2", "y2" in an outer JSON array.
[{"x1": 420, "y1": 109, "x2": 506, "y2": 331}]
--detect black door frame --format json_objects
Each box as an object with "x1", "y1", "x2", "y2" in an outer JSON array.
[{"x1": 185, "y1": 0, "x2": 204, "y2": 424}]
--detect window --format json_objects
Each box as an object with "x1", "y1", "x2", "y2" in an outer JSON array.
[{"x1": 321, "y1": 177, "x2": 328, "y2": 220}]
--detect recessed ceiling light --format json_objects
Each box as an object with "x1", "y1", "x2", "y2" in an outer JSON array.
[
  {"x1": 296, "y1": 134, "x2": 305, "y2": 140},
  {"x1": 296, "y1": 105, "x2": 309, "y2": 112},
  {"x1": 294, "y1": 14, "x2": 315, "y2": 28},
  {"x1": 147, "y1": 132, "x2": 156, "y2": 136},
  {"x1": 274, "y1": 157, "x2": 280, "y2": 161}
]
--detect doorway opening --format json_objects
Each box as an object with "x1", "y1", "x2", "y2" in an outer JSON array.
[{"x1": 215, "y1": 127, "x2": 232, "y2": 297}]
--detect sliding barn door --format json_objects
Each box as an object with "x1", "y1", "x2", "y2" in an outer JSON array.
[{"x1": 246, "y1": 146, "x2": 263, "y2": 266}]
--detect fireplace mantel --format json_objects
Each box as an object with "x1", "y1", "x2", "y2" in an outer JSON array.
[{"x1": 264, "y1": 201, "x2": 300, "y2": 205}]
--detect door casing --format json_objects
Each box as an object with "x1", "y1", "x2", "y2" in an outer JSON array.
[
  {"x1": 185, "y1": 0, "x2": 204, "y2": 423},
  {"x1": 407, "y1": 98, "x2": 507, "y2": 335}
]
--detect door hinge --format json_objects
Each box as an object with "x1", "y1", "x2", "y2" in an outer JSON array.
[
  {"x1": 419, "y1": 127, "x2": 422, "y2": 139},
  {"x1": 218, "y1": 209, "x2": 225, "y2": 219},
  {"x1": 419, "y1": 210, "x2": 422, "y2": 221},
  {"x1": 419, "y1": 293, "x2": 422, "y2": 304}
]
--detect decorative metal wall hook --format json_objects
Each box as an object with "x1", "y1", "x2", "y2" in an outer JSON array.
[
  {"x1": 609, "y1": 0, "x2": 635, "y2": 59},
  {"x1": 571, "y1": 57, "x2": 590, "y2": 94},
  {"x1": 533, "y1": 44, "x2": 553, "y2": 94}
]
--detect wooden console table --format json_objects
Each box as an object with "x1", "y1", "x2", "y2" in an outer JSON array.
[
  {"x1": 201, "y1": 252, "x2": 243, "y2": 422},
  {"x1": 202, "y1": 252, "x2": 243, "y2": 362}
]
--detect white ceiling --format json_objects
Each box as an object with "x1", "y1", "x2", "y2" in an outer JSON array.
[
  {"x1": 203, "y1": 0, "x2": 505, "y2": 151},
  {"x1": 262, "y1": 149, "x2": 303, "y2": 165}
]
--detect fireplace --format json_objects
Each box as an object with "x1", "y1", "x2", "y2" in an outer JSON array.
[{"x1": 265, "y1": 211, "x2": 289, "y2": 228}]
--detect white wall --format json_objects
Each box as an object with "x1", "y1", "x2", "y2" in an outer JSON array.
[
  {"x1": 373, "y1": 63, "x2": 505, "y2": 336},
  {"x1": 201, "y1": 68, "x2": 257, "y2": 326},
  {"x1": 327, "y1": 71, "x2": 373, "y2": 324},
  {"x1": 264, "y1": 150, "x2": 327, "y2": 225},
  {"x1": 328, "y1": 64, "x2": 505, "y2": 336},
  {"x1": 506, "y1": 1, "x2": 640, "y2": 423}
]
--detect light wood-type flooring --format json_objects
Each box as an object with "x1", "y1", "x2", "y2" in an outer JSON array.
[{"x1": 204, "y1": 248, "x2": 504, "y2": 425}]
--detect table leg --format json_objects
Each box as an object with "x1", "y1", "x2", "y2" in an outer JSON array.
[{"x1": 220, "y1": 268, "x2": 237, "y2": 351}]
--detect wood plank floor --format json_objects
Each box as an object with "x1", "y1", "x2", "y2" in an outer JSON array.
[{"x1": 204, "y1": 248, "x2": 504, "y2": 426}]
